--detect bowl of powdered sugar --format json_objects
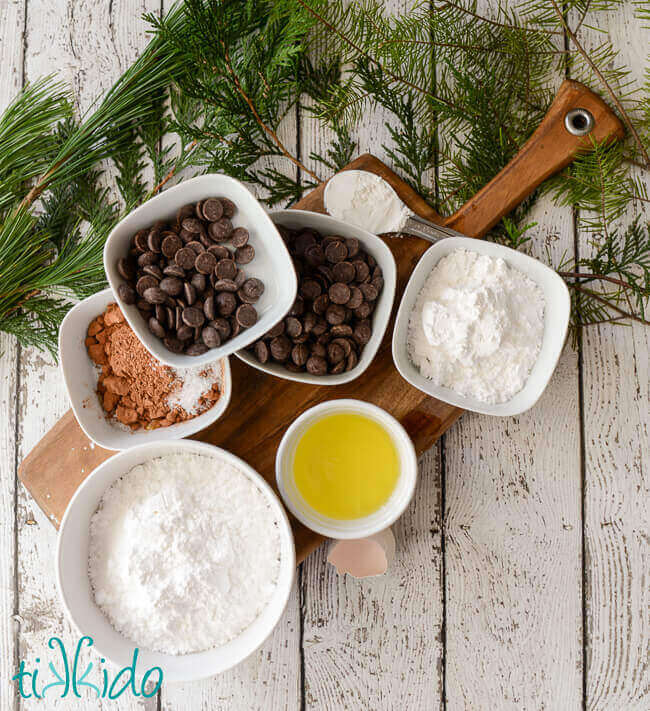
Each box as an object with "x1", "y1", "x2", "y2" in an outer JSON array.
[
  {"x1": 56, "y1": 440, "x2": 295, "y2": 681},
  {"x1": 392, "y1": 237, "x2": 570, "y2": 416}
]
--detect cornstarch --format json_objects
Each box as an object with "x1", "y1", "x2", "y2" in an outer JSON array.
[
  {"x1": 407, "y1": 249, "x2": 545, "y2": 403},
  {"x1": 89, "y1": 453, "x2": 281, "y2": 655}
]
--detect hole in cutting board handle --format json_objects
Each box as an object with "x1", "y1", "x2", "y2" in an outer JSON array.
[{"x1": 564, "y1": 108, "x2": 594, "y2": 136}]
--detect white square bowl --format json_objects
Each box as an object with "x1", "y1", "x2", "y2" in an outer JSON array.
[
  {"x1": 104, "y1": 174, "x2": 297, "y2": 368},
  {"x1": 235, "y1": 209, "x2": 397, "y2": 385},
  {"x1": 392, "y1": 236, "x2": 570, "y2": 416},
  {"x1": 59, "y1": 288, "x2": 232, "y2": 450}
]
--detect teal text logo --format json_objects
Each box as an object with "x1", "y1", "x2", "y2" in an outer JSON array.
[{"x1": 12, "y1": 636, "x2": 163, "y2": 700}]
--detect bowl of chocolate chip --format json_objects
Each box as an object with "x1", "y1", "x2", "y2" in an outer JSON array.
[
  {"x1": 237, "y1": 210, "x2": 396, "y2": 384},
  {"x1": 104, "y1": 174, "x2": 297, "y2": 368}
]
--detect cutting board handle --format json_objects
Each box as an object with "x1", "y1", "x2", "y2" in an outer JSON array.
[{"x1": 443, "y1": 79, "x2": 625, "y2": 238}]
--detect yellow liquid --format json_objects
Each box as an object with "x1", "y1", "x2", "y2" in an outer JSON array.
[{"x1": 293, "y1": 413, "x2": 400, "y2": 520}]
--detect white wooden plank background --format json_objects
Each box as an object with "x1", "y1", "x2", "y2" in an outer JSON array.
[{"x1": 0, "y1": 2, "x2": 647, "y2": 710}]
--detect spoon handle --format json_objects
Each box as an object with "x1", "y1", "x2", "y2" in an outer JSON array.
[{"x1": 399, "y1": 215, "x2": 466, "y2": 243}]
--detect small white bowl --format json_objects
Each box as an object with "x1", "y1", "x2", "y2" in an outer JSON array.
[
  {"x1": 392, "y1": 236, "x2": 571, "y2": 416},
  {"x1": 104, "y1": 174, "x2": 297, "y2": 368},
  {"x1": 59, "y1": 288, "x2": 232, "y2": 450},
  {"x1": 236, "y1": 210, "x2": 397, "y2": 385},
  {"x1": 275, "y1": 399, "x2": 417, "y2": 538},
  {"x1": 56, "y1": 440, "x2": 295, "y2": 682}
]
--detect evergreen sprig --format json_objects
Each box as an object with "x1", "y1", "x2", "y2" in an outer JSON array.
[{"x1": 0, "y1": 0, "x2": 648, "y2": 356}]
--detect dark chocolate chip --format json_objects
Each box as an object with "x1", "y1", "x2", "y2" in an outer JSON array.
[
  {"x1": 360, "y1": 283, "x2": 378, "y2": 301},
  {"x1": 241, "y1": 278, "x2": 264, "y2": 300},
  {"x1": 164, "y1": 337, "x2": 184, "y2": 353},
  {"x1": 345, "y1": 237, "x2": 360, "y2": 258},
  {"x1": 353, "y1": 260, "x2": 370, "y2": 282},
  {"x1": 346, "y1": 350, "x2": 358, "y2": 371},
  {"x1": 300, "y1": 279, "x2": 321, "y2": 301},
  {"x1": 215, "y1": 259, "x2": 237, "y2": 280},
  {"x1": 142, "y1": 264, "x2": 163, "y2": 280},
  {"x1": 185, "y1": 343, "x2": 208, "y2": 356},
  {"x1": 325, "y1": 304, "x2": 346, "y2": 325},
  {"x1": 143, "y1": 286, "x2": 167, "y2": 304},
  {"x1": 177, "y1": 325, "x2": 193, "y2": 341},
  {"x1": 182, "y1": 217, "x2": 204, "y2": 234},
  {"x1": 117, "y1": 284, "x2": 136, "y2": 305},
  {"x1": 291, "y1": 343, "x2": 309, "y2": 366},
  {"x1": 147, "y1": 230, "x2": 162, "y2": 253},
  {"x1": 332, "y1": 261, "x2": 356, "y2": 283},
  {"x1": 202, "y1": 198, "x2": 223, "y2": 222},
  {"x1": 203, "y1": 294, "x2": 215, "y2": 320},
  {"x1": 325, "y1": 240, "x2": 347, "y2": 263},
  {"x1": 289, "y1": 296, "x2": 304, "y2": 316},
  {"x1": 329, "y1": 282, "x2": 351, "y2": 305},
  {"x1": 236, "y1": 303, "x2": 257, "y2": 328},
  {"x1": 231, "y1": 227, "x2": 249, "y2": 248},
  {"x1": 330, "y1": 360, "x2": 345, "y2": 375},
  {"x1": 163, "y1": 264, "x2": 186, "y2": 278},
  {"x1": 195, "y1": 251, "x2": 217, "y2": 275},
  {"x1": 133, "y1": 230, "x2": 149, "y2": 253},
  {"x1": 215, "y1": 279, "x2": 238, "y2": 293},
  {"x1": 184, "y1": 282, "x2": 197, "y2": 306},
  {"x1": 235, "y1": 244, "x2": 255, "y2": 264},
  {"x1": 327, "y1": 342, "x2": 345, "y2": 364},
  {"x1": 347, "y1": 286, "x2": 363, "y2": 309},
  {"x1": 208, "y1": 244, "x2": 230, "y2": 260},
  {"x1": 264, "y1": 321, "x2": 285, "y2": 339},
  {"x1": 211, "y1": 318, "x2": 231, "y2": 339},
  {"x1": 219, "y1": 198, "x2": 236, "y2": 218},
  {"x1": 354, "y1": 322, "x2": 372, "y2": 345},
  {"x1": 160, "y1": 277, "x2": 183, "y2": 296},
  {"x1": 270, "y1": 335, "x2": 291, "y2": 361},
  {"x1": 253, "y1": 340, "x2": 269, "y2": 364},
  {"x1": 201, "y1": 326, "x2": 221, "y2": 348},
  {"x1": 186, "y1": 240, "x2": 205, "y2": 254},
  {"x1": 216, "y1": 291, "x2": 237, "y2": 316},
  {"x1": 148, "y1": 317, "x2": 166, "y2": 338},
  {"x1": 182, "y1": 307, "x2": 205, "y2": 327},
  {"x1": 304, "y1": 243, "x2": 325, "y2": 266},
  {"x1": 306, "y1": 355, "x2": 328, "y2": 375},
  {"x1": 117, "y1": 257, "x2": 135, "y2": 280},
  {"x1": 175, "y1": 247, "x2": 196, "y2": 269},
  {"x1": 138, "y1": 251, "x2": 158, "y2": 267},
  {"x1": 312, "y1": 294, "x2": 329, "y2": 315},
  {"x1": 285, "y1": 316, "x2": 303, "y2": 339},
  {"x1": 208, "y1": 218, "x2": 233, "y2": 242}
]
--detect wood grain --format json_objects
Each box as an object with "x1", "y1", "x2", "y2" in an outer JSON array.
[
  {"x1": 17, "y1": 3, "x2": 159, "y2": 710},
  {"x1": 578, "y1": 7, "x2": 650, "y2": 710},
  {"x1": 299, "y1": 22, "x2": 445, "y2": 707},
  {"x1": 442, "y1": 5, "x2": 583, "y2": 708},
  {"x1": 0, "y1": 4, "x2": 24, "y2": 709}
]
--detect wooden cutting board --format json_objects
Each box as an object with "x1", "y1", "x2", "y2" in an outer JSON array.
[{"x1": 19, "y1": 80, "x2": 623, "y2": 562}]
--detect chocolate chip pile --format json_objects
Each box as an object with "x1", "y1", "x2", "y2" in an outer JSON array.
[
  {"x1": 116, "y1": 197, "x2": 263, "y2": 356},
  {"x1": 248, "y1": 225, "x2": 383, "y2": 375}
]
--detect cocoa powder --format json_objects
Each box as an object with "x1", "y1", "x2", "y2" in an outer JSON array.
[{"x1": 85, "y1": 303, "x2": 221, "y2": 430}]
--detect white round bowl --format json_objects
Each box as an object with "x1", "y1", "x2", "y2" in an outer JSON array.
[
  {"x1": 275, "y1": 399, "x2": 417, "y2": 538},
  {"x1": 392, "y1": 236, "x2": 571, "y2": 416},
  {"x1": 104, "y1": 174, "x2": 298, "y2": 368},
  {"x1": 56, "y1": 440, "x2": 295, "y2": 682},
  {"x1": 236, "y1": 210, "x2": 397, "y2": 385},
  {"x1": 59, "y1": 288, "x2": 232, "y2": 450}
]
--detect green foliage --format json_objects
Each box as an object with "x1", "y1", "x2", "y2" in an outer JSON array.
[{"x1": 0, "y1": 0, "x2": 648, "y2": 356}]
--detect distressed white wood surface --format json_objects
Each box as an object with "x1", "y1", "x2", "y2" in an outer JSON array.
[
  {"x1": 0, "y1": 2, "x2": 646, "y2": 711},
  {"x1": 578, "y1": 7, "x2": 650, "y2": 710}
]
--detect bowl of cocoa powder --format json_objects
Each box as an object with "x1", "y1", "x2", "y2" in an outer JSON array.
[{"x1": 59, "y1": 288, "x2": 232, "y2": 450}]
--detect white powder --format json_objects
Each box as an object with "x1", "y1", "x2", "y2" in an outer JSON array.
[
  {"x1": 324, "y1": 169, "x2": 410, "y2": 234},
  {"x1": 167, "y1": 363, "x2": 220, "y2": 415},
  {"x1": 88, "y1": 453, "x2": 281, "y2": 655},
  {"x1": 407, "y1": 249, "x2": 545, "y2": 403}
]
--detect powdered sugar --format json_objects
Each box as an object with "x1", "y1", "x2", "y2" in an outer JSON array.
[
  {"x1": 88, "y1": 453, "x2": 281, "y2": 655},
  {"x1": 324, "y1": 169, "x2": 410, "y2": 234},
  {"x1": 167, "y1": 364, "x2": 221, "y2": 415},
  {"x1": 407, "y1": 249, "x2": 545, "y2": 403}
]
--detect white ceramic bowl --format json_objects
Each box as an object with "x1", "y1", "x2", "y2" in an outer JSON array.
[
  {"x1": 56, "y1": 440, "x2": 295, "y2": 682},
  {"x1": 276, "y1": 399, "x2": 417, "y2": 538},
  {"x1": 392, "y1": 236, "x2": 571, "y2": 416},
  {"x1": 104, "y1": 174, "x2": 298, "y2": 368},
  {"x1": 59, "y1": 288, "x2": 232, "y2": 450},
  {"x1": 236, "y1": 210, "x2": 397, "y2": 385}
]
